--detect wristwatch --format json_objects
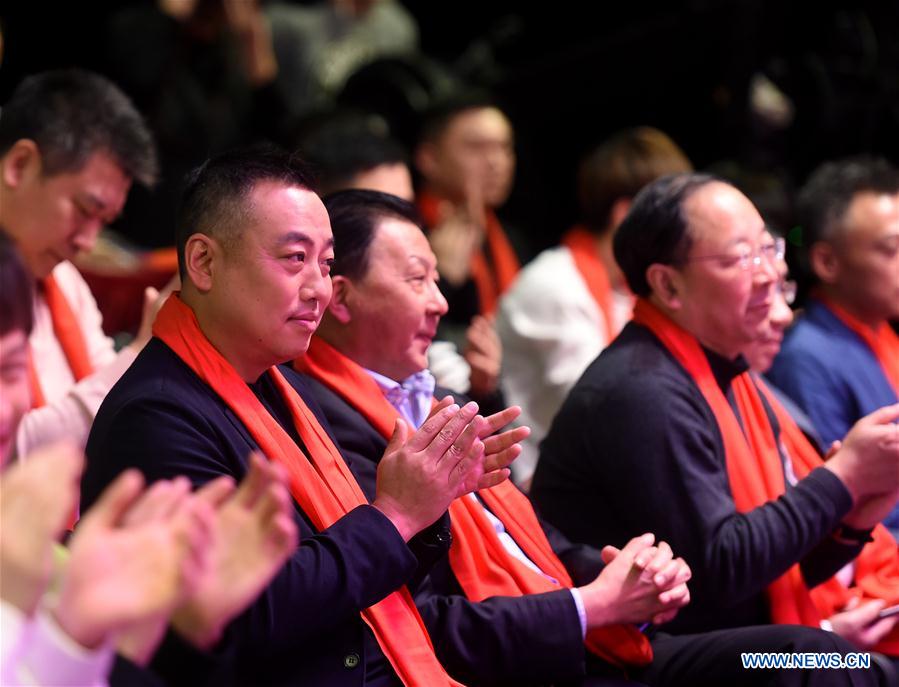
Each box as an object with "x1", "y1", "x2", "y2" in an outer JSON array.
[{"x1": 831, "y1": 523, "x2": 875, "y2": 545}]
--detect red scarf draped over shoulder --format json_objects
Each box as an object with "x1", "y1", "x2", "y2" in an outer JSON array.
[
  {"x1": 561, "y1": 226, "x2": 632, "y2": 340},
  {"x1": 418, "y1": 191, "x2": 520, "y2": 316},
  {"x1": 817, "y1": 296, "x2": 899, "y2": 395},
  {"x1": 633, "y1": 298, "x2": 899, "y2": 655},
  {"x1": 28, "y1": 274, "x2": 94, "y2": 408},
  {"x1": 297, "y1": 336, "x2": 654, "y2": 670},
  {"x1": 153, "y1": 295, "x2": 463, "y2": 686}
]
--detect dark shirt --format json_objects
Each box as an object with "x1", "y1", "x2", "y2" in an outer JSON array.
[
  {"x1": 82, "y1": 338, "x2": 434, "y2": 687},
  {"x1": 531, "y1": 322, "x2": 862, "y2": 635}
]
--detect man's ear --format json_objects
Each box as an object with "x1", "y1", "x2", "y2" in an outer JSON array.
[
  {"x1": 1, "y1": 139, "x2": 41, "y2": 190},
  {"x1": 413, "y1": 141, "x2": 438, "y2": 180},
  {"x1": 327, "y1": 275, "x2": 353, "y2": 324},
  {"x1": 645, "y1": 263, "x2": 684, "y2": 310},
  {"x1": 608, "y1": 197, "x2": 632, "y2": 230},
  {"x1": 809, "y1": 241, "x2": 840, "y2": 285},
  {"x1": 183, "y1": 233, "x2": 218, "y2": 293}
]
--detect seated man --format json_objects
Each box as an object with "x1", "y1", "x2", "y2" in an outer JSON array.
[
  {"x1": 531, "y1": 174, "x2": 899, "y2": 682},
  {"x1": 414, "y1": 94, "x2": 522, "y2": 339},
  {"x1": 0, "y1": 69, "x2": 168, "y2": 458},
  {"x1": 81, "y1": 146, "x2": 508, "y2": 686},
  {"x1": 296, "y1": 188, "x2": 879, "y2": 687},
  {"x1": 743, "y1": 262, "x2": 899, "y2": 664},
  {"x1": 0, "y1": 229, "x2": 299, "y2": 687},
  {"x1": 768, "y1": 157, "x2": 899, "y2": 532},
  {"x1": 299, "y1": 112, "x2": 415, "y2": 200},
  {"x1": 497, "y1": 128, "x2": 692, "y2": 482},
  {"x1": 300, "y1": 110, "x2": 506, "y2": 415}
]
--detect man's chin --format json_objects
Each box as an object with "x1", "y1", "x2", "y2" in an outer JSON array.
[
  {"x1": 280, "y1": 335, "x2": 314, "y2": 363},
  {"x1": 29, "y1": 253, "x2": 60, "y2": 279},
  {"x1": 0, "y1": 438, "x2": 13, "y2": 468}
]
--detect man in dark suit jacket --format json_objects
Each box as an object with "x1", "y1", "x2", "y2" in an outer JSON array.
[
  {"x1": 296, "y1": 188, "x2": 877, "y2": 687},
  {"x1": 81, "y1": 147, "x2": 507, "y2": 687}
]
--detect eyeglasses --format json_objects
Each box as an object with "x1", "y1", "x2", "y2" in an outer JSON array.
[
  {"x1": 777, "y1": 278, "x2": 797, "y2": 305},
  {"x1": 680, "y1": 236, "x2": 786, "y2": 272}
]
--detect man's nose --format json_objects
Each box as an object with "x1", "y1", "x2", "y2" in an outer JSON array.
[
  {"x1": 429, "y1": 282, "x2": 448, "y2": 316},
  {"x1": 72, "y1": 220, "x2": 104, "y2": 253}
]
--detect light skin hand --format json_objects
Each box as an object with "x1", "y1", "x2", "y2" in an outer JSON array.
[
  {"x1": 427, "y1": 401, "x2": 525, "y2": 486},
  {"x1": 157, "y1": 0, "x2": 200, "y2": 22},
  {"x1": 172, "y1": 453, "x2": 299, "y2": 650},
  {"x1": 55, "y1": 473, "x2": 213, "y2": 653},
  {"x1": 373, "y1": 402, "x2": 487, "y2": 541},
  {"x1": 131, "y1": 274, "x2": 180, "y2": 350},
  {"x1": 477, "y1": 405, "x2": 528, "y2": 479},
  {"x1": 428, "y1": 184, "x2": 485, "y2": 287},
  {"x1": 464, "y1": 316, "x2": 502, "y2": 398},
  {"x1": 824, "y1": 404, "x2": 899, "y2": 529},
  {"x1": 829, "y1": 598, "x2": 899, "y2": 650},
  {"x1": 0, "y1": 443, "x2": 83, "y2": 615},
  {"x1": 222, "y1": 0, "x2": 278, "y2": 84},
  {"x1": 578, "y1": 534, "x2": 692, "y2": 629}
]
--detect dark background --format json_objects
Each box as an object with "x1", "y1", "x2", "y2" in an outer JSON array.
[{"x1": 2, "y1": 0, "x2": 898, "y2": 256}]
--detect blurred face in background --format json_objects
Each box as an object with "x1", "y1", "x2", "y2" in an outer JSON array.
[
  {"x1": 744, "y1": 276, "x2": 795, "y2": 373},
  {"x1": 0, "y1": 326, "x2": 30, "y2": 466},
  {"x1": 818, "y1": 191, "x2": 899, "y2": 323},
  {"x1": 0, "y1": 145, "x2": 131, "y2": 278},
  {"x1": 350, "y1": 163, "x2": 414, "y2": 201},
  {"x1": 417, "y1": 107, "x2": 516, "y2": 208}
]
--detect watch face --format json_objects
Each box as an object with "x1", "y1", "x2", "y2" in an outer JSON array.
[{"x1": 834, "y1": 524, "x2": 874, "y2": 544}]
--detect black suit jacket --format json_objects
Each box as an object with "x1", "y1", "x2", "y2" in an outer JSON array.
[
  {"x1": 82, "y1": 338, "x2": 445, "y2": 687},
  {"x1": 303, "y1": 375, "x2": 610, "y2": 687}
]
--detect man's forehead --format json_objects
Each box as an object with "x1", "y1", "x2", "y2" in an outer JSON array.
[
  {"x1": 843, "y1": 191, "x2": 899, "y2": 237},
  {"x1": 59, "y1": 160, "x2": 130, "y2": 224},
  {"x1": 684, "y1": 182, "x2": 763, "y2": 240},
  {"x1": 445, "y1": 108, "x2": 512, "y2": 141},
  {"x1": 373, "y1": 218, "x2": 433, "y2": 262}
]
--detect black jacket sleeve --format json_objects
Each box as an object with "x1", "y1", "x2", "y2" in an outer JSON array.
[
  {"x1": 82, "y1": 392, "x2": 417, "y2": 659},
  {"x1": 533, "y1": 365, "x2": 854, "y2": 633}
]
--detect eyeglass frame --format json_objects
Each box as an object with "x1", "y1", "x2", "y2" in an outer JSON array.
[
  {"x1": 673, "y1": 236, "x2": 786, "y2": 272},
  {"x1": 777, "y1": 278, "x2": 797, "y2": 306}
]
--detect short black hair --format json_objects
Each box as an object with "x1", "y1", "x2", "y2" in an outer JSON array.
[
  {"x1": 578, "y1": 127, "x2": 693, "y2": 234},
  {"x1": 176, "y1": 144, "x2": 316, "y2": 278},
  {"x1": 797, "y1": 156, "x2": 899, "y2": 247},
  {"x1": 299, "y1": 113, "x2": 408, "y2": 196},
  {"x1": 0, "y1": 69, "x2": 158, "y2": 186},
  {"x1": 613, "y1": 172, "x2": 721, "y2": 297},
  {"x1": 417, "y1": 90, "x2": 505, "y2": 145},
  {"x1": 0, "y1": 230, "x2": 34, "y2": 337},
  {"x1": 324, "y1": 189, "x2": 424, "y2": 281}
]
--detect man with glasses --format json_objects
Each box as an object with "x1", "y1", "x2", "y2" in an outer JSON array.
[
  {"x1": 769, "y1": 157, "x2": 899, "y2": 535},
  {"x1": 531, "y1": 174, "x2": 899, "y2": 679},
  {"x1": 742, "y1": 255, "x2": 899, "y2": 668}
]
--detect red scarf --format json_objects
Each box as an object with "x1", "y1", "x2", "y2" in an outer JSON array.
[
  {"x1": 154, "y1": 295, "x2": 463, "y2": 686},
  {"x1": 817, "y1": 296, "x2": 899, "y2": 395},
  {"x1": 633, "y1": 298, "x2": 899, "y2": 655},
  {"x1": 28, "y1": 274, "x2": 94, "y2": 408},
  {"x1": 297, "y1": 336, "x2": 654, "y2": 669},
  {"x1": 418, "y1": 191, "x2": 520, "y2": 316},
  {"x1": 561, "y1": 226, "x2": 631, "y2": 340}
]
